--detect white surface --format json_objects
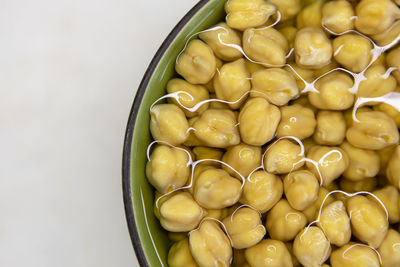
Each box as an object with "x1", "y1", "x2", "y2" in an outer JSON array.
[{"x1": 0, "y1": 0, "x2": 197, "y2": 266}]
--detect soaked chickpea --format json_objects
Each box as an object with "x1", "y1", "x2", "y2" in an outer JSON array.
[
  {"x1": 277, "y1": 104, "x2": 317, "y2": 140},
  {"x1": 374, "y1": 102, "x2": 400, "y2": 128},
  {"x1": 284, "y1": 170, "x2": 319, "y2": 211},
  {"x1": 378, "y1": 229, "x2": 400, "y2": 267},
  {"x1": 387, "y1": 145, "x2": 400, "y2": 189},
  {"x1": 241, "y1": 170, "x2": 283, "y2": 213},
  {"x1": 373, "y1": 20, "x2": 400, "y2": 47},
  {"x1": 266, "y1": 199, "x2": 307, "y2": 242},
  {"x1": 371, "y1": 186, "x2": 400, "y2": 224},
  {"x1": 387, "y1": 46, "x2": 400, "y2": 84},
  {"x1": 222, "y1": 143, "x2": 262, "y2": 178},
  {"x1": 357, "y1": 64, "x2": 397, "y2": 98},
  {"x1": 330, "y1": 243, "x2": 380, "y2": 267},
  {"x1": 285, "y1": 242, "x2": 300, "y2": 267},
  {"x1": 322, "y1": 0, "x2": 355, "y2": 33},
  {"x1": 168, "y1": 238, "x2": 198, "y2": 267},
  {"x1": 314, "y1": 111, "x2": 346, "y2": 145},
  {"x1": 268, "y1": 0, "x2": 301, "y2": 22},
  {"x1": 279, "y1": 26, "x2": 298, "y2": 46},
  {"x1": 192, "y1": 146, "x2": 223, "y2": 166},
  {"x1": 296, "y1": 0, "x2": 323, "y2": 29},
  {"x1": 245, "y1": 239, "x2": 293, "y2": 267},
  {"x1": 303, "y1": 187, "x2": 335, "y2": 222},
  {"x1": 264, "y1": 139, "x2": 305, "y2": 174},
  {"x1": 205, "y1": 208, "x2": 230, "y2": 221}
]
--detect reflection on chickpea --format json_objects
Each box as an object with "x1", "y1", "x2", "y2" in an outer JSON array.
[
  {"x1": 222, "y1": 143, "x2": 262, "y2": 178},
  {"x1": 214, "y1": 58, "x2": 251, "y2": 109},
  {"x1": 277, "y1": 104, "x2": 316, "y2": 140},
  {"x1": 322, "y1": 0, "x2": 355, "y2": 33},
  {"x1": 284, "y1": 170, "x2": 319, "y2": 211},
  {"x1": 303, "y1": 187, "x2": 335, "y2": 222},
  {"x1": 176, "y1": 40, "x2": 216, "y2": 84},
  {"x1": 357, "y1": 64, "x2": 397, "y2": 98},
  {"x1": 347, "y1": 195, "x2": 388, "y2": 248},
  {"x1": 241, "y1": 170, "x2": 283, "y2": 213},
  {"x1": 294, "y1": 27, "x2": 332, "y2": 69},
  {"x1": 243, "y1": 27, "x2": 289, "y2": 66},
  {"x1": 330, "y1": 243, "x2": 380, "y2": 267},
  {"x1": 296, "y1": 0, "x2": 323, "y2": 29},
  {"x1": 239, "y1": 97, "x2": 281, "y2": 146},
  {"x1": 387, "y1": 145, "x2": 400, "y2": 189},
  {"x1": 266, "y1": 199, "x2": 307, "y2": 242},
  {"x1": 150, "y1": 104, "x2": 189, "y2": 146},
  {"x1": 378, "y1": 229, "x2": 400, "y2": 267},
  {"x1": 168, "y1": 238, "x2": 198, "y2": 267},
  {"x1": 245, "y1": 239, "x2": 293, "y2": 267},
  {"x1": 189, "y1": 220, "x2": 232, "y2": 267},
  {"x1": 314, "y1": 111, "x2": 346, "y2": 145},
  {"x1": 251, "y1": 68, "x2": 299, "y2": 106},
  {"x1": 264, "y1": 139, "x2": 304, "y2": 174},
  {"x1": 371, "y1": 186, "x2": 400, "y2": 224},
  {"x1": 268, "y1": 0, "x2": 301, "y2": 21}
]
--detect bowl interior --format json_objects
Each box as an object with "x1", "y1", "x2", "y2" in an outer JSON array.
[{"x1": 123, "y1": 0, "x2": 227, "y2": 266}]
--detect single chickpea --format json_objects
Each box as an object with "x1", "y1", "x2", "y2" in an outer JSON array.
[
  {"x1": 189, "y1": 220, "x2": 232, "y2": 267},
  {"x1": 330, "y1": 243, "x2": 380, "y2": 267},
  {"x1": 372, "y1": 20, "x2": 400, "y2": 47},
  {"x1": 166, "y1": 78, "x2": 210, "y2": 117},
  {"x1": 239, "y1": 97, "x2": 281, "y2": 146},
  {"x1": 340, "y1": 141, "x2": 380, "y2": 181},
  {"x1": 214, "y1": 58, "x2": 251, "y2": 109},
  {"x1": 317, "y1": 200, "x2": 351, "y2": 247},
  {"x1": 279, "y1": 26, "x2": 298, "y2": 46},
  {"x1": 309, "y1": 72, "x2": 354, "y2": 110},
  {"x1": 355, "y1": 0, "x2": 400, "y2": 35},
  {"x1": 268, "y1": 0, "x2": 301, "y2": 21},
  {"x1": 146, "y1": 145, "x2": 190, "y2": 193},
  {"x1": 293, "y1": 226, "x2": 331, "y2": 267},
  {"x1": 387, "y1": 46, "x2": 400, "y2": 83},
  {"x1": 340, "y1": 176, "x2": 377, "y2": 193},
  {"x1": 199, "y1": 22, "x2": 242, "y2": 61},
  {"x1": 306, "y1": 145, "x2": 349, "y2": 186},
  {"x1": 303, "y1": 187, "x2": 335, "y2": 222},
  {"x1": 322, "y1": 0, "x2": 355, "y2": 33},
  {"x1": 264, "y1": 139, "x2": 305, "y2": 174},
  {"x1": 240, "y1": 170, "x2": 283, "y2": 213},
  {"x1": 222, "y1": 143, "x2": 262, "y2": 178},
  {"x1": 175, "y1": 39, "x2": 217, "y2": 84},
  {"x1": 314, "y1": 111, "x2": 346, "y2": 145},
  {"x1": 150, "y1": 104, "x2": 189, "y2": 145},
  {"x1": 168, "y1": 238, "x2": 198, "y2": 267},
  {"x1": 357, "y1": 64, "x2": 397, "y2": 98},
  {"x1": 225, "y1": 0, "x2": 276, "y2": 31},
  {"x1": 374, "y1": 102, "x2": 400, "y2": 128},
  {"x1": 296, "y1": 0, "x2": 323, "y2": 29},
  {"x1": 250, "y1": 68, "x2": 299, "y2": 106},
  {"x1": 276, "y1": 104, "x2": 317, "y2": 140},
  {"x1": 245, "y1": 239, "x2": 293, "y2": 267},
  {"x1": 266, "y1": 199, "x2": 307, "y2": 242},
  {"x1": 222, "y1": 207, "x2": 266, "y2": 249},
  {"x1": 346, "y1": 111, "x2": 399, "y2": 150},
  {"x1": 193, "y1": 109, "x2": 240, "y2": 148},
  {"x1": 192, "y1": 146, "x2": 223, "y2": 167},
  {"x1": 294, "y1": 27, "x2": 332, "y2": 69},
  {"x1": 205, "y1": 208, "x2": 229, "y2": 221},
  {"x1": 370, "y1": 186, "x2": 400, "y2": 224},
  {"x1": 284, "y1": 170, "x2": 319, "y2": 211},
  {"x1": 377, "y1": 145, "x2": 397, "y2": 175},
  {"x1": 387, "y1": 145, "x2": 400, "y2": 189},
  {"x1": 242, "y1": 27, "x2": 289, "y2": 66},
  {"x1": 347, "y1": 195, "x2": 388, "y2": 248},
  {"x1": 159, "y1": 192, "x2": 205, "y2": 232},
  {"x1": 193, "y1": 167, "x2": 242, "y2": 209},
  {"x1": 378, "y1": 229, "x2": 400, "y2": 267}
]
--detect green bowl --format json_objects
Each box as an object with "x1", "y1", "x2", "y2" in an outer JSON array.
[{"x1": 122, "y1": 1, "x2": 227, "y2": 266}]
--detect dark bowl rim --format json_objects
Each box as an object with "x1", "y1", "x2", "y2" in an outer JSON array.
[{"x1": 122, "y1": 0, "x2": 210, "y2": 266}]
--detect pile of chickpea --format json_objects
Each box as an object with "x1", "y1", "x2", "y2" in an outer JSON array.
[{"x1": 146, "y1": 0, "x2": 400, "y2": 266}]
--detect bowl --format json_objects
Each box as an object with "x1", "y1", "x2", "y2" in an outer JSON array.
[{"x1": 122, "y1": 1, "x2": 227, "y2": 266}]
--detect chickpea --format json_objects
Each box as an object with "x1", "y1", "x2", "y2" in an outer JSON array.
[
  {"x1": 294, "y1": 27, "x2": 332, "y2": 69},
  {"x1": 293, "y1": 226, "x2": 331, "y2": 267},
  {"x1": 244, "y1": 60, "x2": 264, "y2": 74},
  {"x1": 193, "y1": 109, "x2": 240, "y2": 148},
  {"x1": 189, "y1": 220, "x2": 232, "y2": 267},
  {"x1": 285, "y1": 63, "x2": 315, "y2": 91},
  {"x1": 387, "y1": 145, "x2": 400, "y2": 189},
  {"x1": 357, "y1": 65, "x2": 397, "y2": 98},
  {"x1": 264, "y1": 139, "x2": 305, "y2": 174},
  {"x1": 303, "y1": 187, "x2": 334, "y2": 222},
  {"x1": 285, "y1": 242, "x2": 300, "y2": 267},
  {"x1": 284, "y1": 170, "x2": 319, "y2": 211},
  {"x1": 175, "y1": 39, "x2": 216, "y2": 84},
  {"x1": 340, "y1": 176, "x2": 377, "y2": 193},
  {"x1": 340, "y1": 141, "x2": 380, "y2": 181},
  {"x1": 205, "y1": 208, "x2": 229, "y2": 221},
  {"x1": 355, "y1": 0, "x2": 400, "y2": 35},
  {"x1": 146, "y1": 145, "x2": 190, "y2": 193},
  {"x1": 241, "y1": 170, "x2": 283, "y2": 213},
  {"x1": 222, "y1": 143, "x2": 262, "y2": 178},
  {"x1": 242, "y1": 27, "x2": 289, "y2": 66},
  {"x1": 346, "y1": 111, "x2": 399, "y2": 150},
  {"x1": 313, "y1": 60, "x2": 340, "y2": 78},
  {"x1": 347, "y1": 195, "x2": 388, "y2": 248},
  {"x1": 168, "y1": 238, "x2": 198, "y2": 267},
  {"x1": 322, "y1": 0, "x2": 355, "y2": 33},
  {"x1": 296, "y1": 0, "x2": 323, "y2": 29},
  {"x1": 150, "y1": 104, "x2": 189, "y2": 146},
  {"x1": 168, "y1": 232, "x2": 188, "y2": 242},
  {"x1": 222, "y1": 207, "x2": 266, "y2": 249},
  {"x1": 314, "y1": 111, "x2": 346, "y2": 145},
  {"x1": 344, "y1": 106, "x2": 372, "y2": 128},
  {"x1": 225, "y1": 0, "x2": 276, "y2": 31},
  {"x1": 214, "y1": 58, "x2": 251, "y2": 109},
  {"x1": 387, "y1": 46, "x2": 400, "y2": 84},
  {"x1": 199, "y1": 22, "x2": 242, "y2": 61},
  {"x1": 372, "y1": 20, "x2": 400, "y2": 47},
  {"x1": 333, "y1": 34, "x2": 372, "y2": 73},
  {"x1": 279, "y1": 26, "x2": 298, "y2": 46},
  {"x1": 193, "y1": 167, "x2": 242, "y2": 209},
  {"x1": 159, "y1": 192, "x2": 205, "y2": 232},
  {"x1": 317, "y1": 200, "x2": 351, "y2": 246},
  {"x1": 374, "y1": 102, "x2": 400, "y2": 128},
  {"x1": 250, "y1": 68, "x2": 299, "y2": 106},
  {"x1": 166, "y1": 78, "x2": 210, "y2": 117},
  {"x1": 268, "y1": 0, "x2": 301, "y2": 21},
  {"x1": 239, "y1": 97, "x2": 281, "y2": 146},
  {"x1": 277, "y1": 104, "x2": 317, "y2": 140},
  {"x1": 330, "y1": 243, "x2": 380, "y2": 267},
  {"x1": 377, "y1": 145, "x2": 396, "y2": 175},
  {"x1": 266, "y1": 199, "x2": 307, "y2": 242},
  {"x1": 245, "y1": 239, "x2": 293, "y2": 267},
  {"x1": 306, "y1": 145, "x2": 349, "y2": 186},
  {"x1": 309, "y1": 72, "x2": 354, "y2": 110},
  {"x1": 192, "y1": 146, "x2": 223, "y2": 167},
  {"x1": 184, "y1": 117, "x2": 208, "y2": 147},
  {"x1": 370, "y1": 186, "x2": 400, "y2": 224},
  {"x1": 378, "y1": 229, "x2": 400, "y2": 267}
]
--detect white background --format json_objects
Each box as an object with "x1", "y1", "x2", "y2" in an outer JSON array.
[{"x1": 0, "y1": 0, "x2": 197, "y2": 266}]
